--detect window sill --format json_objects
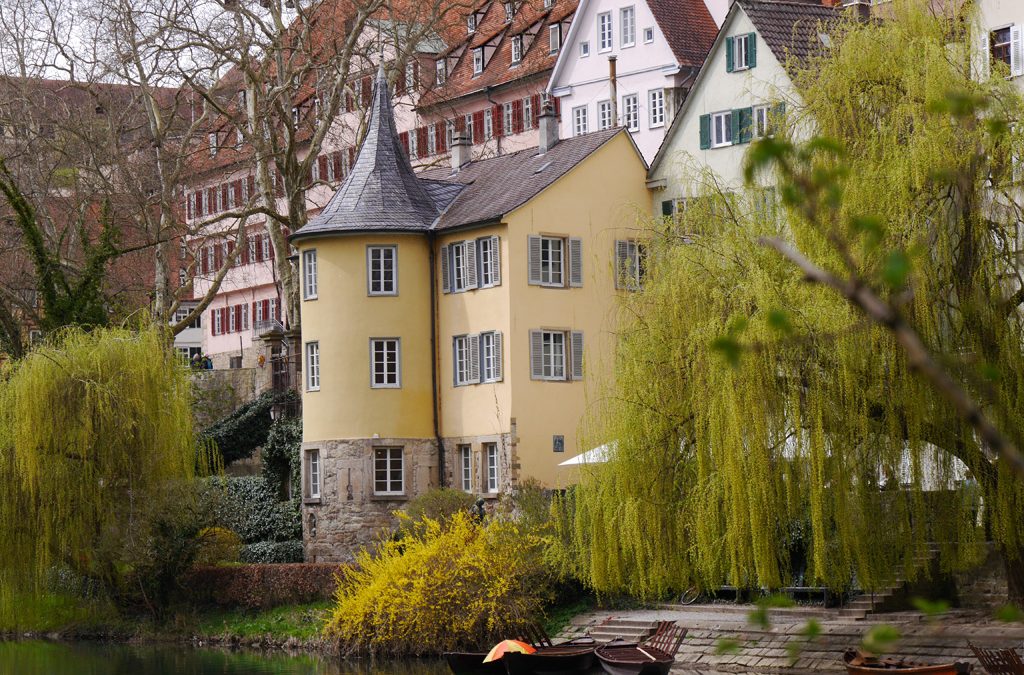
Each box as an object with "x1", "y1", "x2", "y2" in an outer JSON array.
[
  {"x1": 710, "y1": 143, "x2": 732, "y2": 149},
  {"x1": 304, "y1": 295, "x2": 318, "y2": 301},
  {"x1": 483, "y1": 492, "x2": 500, "y2": 500},
  {"x1": 370, "y1": 385, "x2": 402, "y2": 390},
  {"x1": 649, "y1": 122, "x2": 665, "y2": 129},
  {"x1": 368, "y1": 292, "x2": 399, "y2": 297},
  {"x1": 303, "y1": 497, "x2": 322, "y2": 505},
  {"x1": 306, "y1": 387, "x2": 320, "y2": 393},
  {"x1": 370, "y1": 493, "x2": 408, "y2": 502},
  {"x1": 621, "y1": 42, "x2": 635, "y2": 49},
  {"x1": 598, "y1": 48, "x2": 612, "y2": 54}
]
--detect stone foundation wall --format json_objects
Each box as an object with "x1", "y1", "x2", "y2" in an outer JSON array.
[
  {"x1": 191, "y1": 367, "x2": 260, "y2": 428},
  {"x1": 440, "y1": 433, "x2": 514, "y2": 498},
  {"x1": 300, "y1": 437, "x2": 438, "y2": 563},
  {"x1": 956, "y1": 544, "x2": 1008, "y2": 610}
]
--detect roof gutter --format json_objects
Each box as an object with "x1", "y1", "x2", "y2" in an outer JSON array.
[{"x1": 428, "y1": 231, "x2": 445, "y2": 489}]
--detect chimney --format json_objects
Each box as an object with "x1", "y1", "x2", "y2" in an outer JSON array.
[
  {"x1": 451, "y1": 132, "x2": 472, "y2": 171},
  {"x1": 538, "y1": 98, "x2": 559, "y2": 153},
  {"x1": 609, "y1": 56, "x2": 618, "y2": 126},
  {"x1": 841, "y1": 0, "x2": 871, "y2": 20}
]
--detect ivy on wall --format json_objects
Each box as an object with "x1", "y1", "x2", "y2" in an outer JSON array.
[{"x1": 199, "y1": 389, "x2": 297, "y2": 465}]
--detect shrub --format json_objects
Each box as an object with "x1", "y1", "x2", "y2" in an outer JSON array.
[
  {"x1": 326, "y1": 511, "x2": 552, "y2": 656},
  {"x1": 262, "y1": 417, "x2": 302, "y2": 500},
  {"x1": 182, "y1": 563, "x2": 342, "y2": 609},
  {"x1": 200, "y1": 390, "x2": 297, "y2": 465},
  {"x1": 240, "y1": 540, "x2": 304, "y2": 564},
  {"x1": 404, "y1": 488, "x2": 476, "y2": 524},
  {"x1": 194, "y1": 527, "x2": 242, "y2": 566},
  {"x1": 201, "y1": 476, "x2": 301, "y2": 544}
]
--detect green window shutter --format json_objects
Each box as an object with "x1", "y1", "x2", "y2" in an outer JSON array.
[
  {"x1": 699, "y1": 114, "x2": 711, "y2": 149},
  {"x1": 773, "y1": 101, "x2": 786, "y2": 118},
  {"x1": 725, "y1": 36, "x2": 734, "y2": 73},
  {"x1": 730, "y1": 110, "x2": 741, "y2": 145},
  {"x1": 748, "y1": 33, "x2": 757, "y2": 68},
  {"x1": 738, "y1": 107, "x2": 753, "y2": 144},
  {"x1": 661, "y1": 200, "x2": 674, "y2": 216}
]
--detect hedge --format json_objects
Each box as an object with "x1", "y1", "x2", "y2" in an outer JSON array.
[
  {"x1": 240, "y1": 540, "x2": 304, "y2": 564},
  {"x1": 181, "y1": 563, "x2": 344, "y2": 609},
  {"x1": 202, "y1": 476, "x2": 301, "y2": 544}
]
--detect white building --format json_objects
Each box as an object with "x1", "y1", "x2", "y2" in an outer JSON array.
[
  {"x1": 974, "y1": 0, "x2": 1024, "y2": 88},
  {"x1": 547, "y1": 0, "x2": 724, "y2": 162},
  {"x1": 172, "y1": 302, "x2": 203, "y2": 361},
  {"x1": 646, "y1": 0, "x2": 839, "y2": 210}
]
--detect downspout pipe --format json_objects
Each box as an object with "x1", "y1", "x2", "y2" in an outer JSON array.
[
  {"x1": 609, "y1": 56, "x2": 618, "y2": 126},
  {"x1": 428, "y1": 232, "x2": 445, "y2": 488}
]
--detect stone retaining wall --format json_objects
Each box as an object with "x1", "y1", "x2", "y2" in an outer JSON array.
[{"x1": 955, "y1": 545, "x2": 1008, "y2": 611}]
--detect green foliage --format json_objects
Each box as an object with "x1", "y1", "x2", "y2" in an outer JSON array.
[
  {"x1": 0, "y1": 327, "x2": 209, "y2": 624},
  {"x1": 861, "y1": 624, "x2": 901, "y2": 656},
  {"x1": 194, "y1": 528, "x2": 243, "y2": 566},
  {"x1": 190, "y1": 601, "x2": 332, "y2": 641},
  {"x1": 202, "y1": 476, "x2": 301, "y2": 544},
  {"x1": 262, "y1": 416, "x2": 302, "y2": 500},
  {"x1": 564, "y1": 0, "x2": 1024, "y2": 601},
  {"x1": 326, "y1": 511, "x2": 552, "y2": 656},
  {"x1": 200, "y1": 390, "x2": 297, "y2": 465},
  {"x1": 404, "y1": 488, "x2": 476, "y2": 524},
  {"x1": 995, "y1": 604, "x2": 1024, "y2": 622},
  {"x1": 239, "y1": 541, "x2": 304, "y2": 564},
  {"x1": 910, "y1": 597, "x2": 949, "y2": 621}
]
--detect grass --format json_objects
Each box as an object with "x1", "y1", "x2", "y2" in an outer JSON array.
[
  {"x1": 185, "y1": 601, "x2": 333, "y2": 641},
  {"x1": 543, "y1": 594, "x2": 596, "y2": 637},
  {"x1": 0, "y1": 593, "x2": 119, "y2": 635}
]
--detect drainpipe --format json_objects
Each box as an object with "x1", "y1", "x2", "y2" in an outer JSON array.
[
  {"x1": 428, "y1": 233, "x2": 445, "y2": 488},
  {"x1": 609, "y1": 56, "x2": 618, "y2": 126}
]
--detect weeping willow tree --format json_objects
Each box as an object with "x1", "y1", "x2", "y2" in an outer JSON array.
[
  {"x1": 562, "y1": 1, "x2": 1024, "y2": 604},
  {"x1": 0, "y1": 326, "x2": 209, "y2": 623}
]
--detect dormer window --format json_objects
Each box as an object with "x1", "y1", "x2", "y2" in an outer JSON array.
[
  {"x1": 726, "y1": 33, "x2": 757, "y2": 71},
  {"x1": 468, "y1": 14, "x2": 477, "y2": 32},
  {"x1": 544, "y1": 0, "x2": 553, "y2": 7},
  {"x1": 436, "y1": 59, "x2": 447, "y2": 85},
  {"x1": 512, "y1": 35, "x2": 523, "y2": 64},
  {"x1": 208, "y1": 132, "x2": 217, "y2": 157},
  {"x1": 237, "y1": 90, "x2": 247, "y2": 109},
  {"x1": 504, "y1": 2, "x2": 514, "y2": 22},
  {"x1": 580, "y1": 41, "x2": 590, "y2": 57},
  {"x1": 549, "y1": 24, "x2": 561, "y2": 54},
  {"x1": 643, "y1": 27, "x2": 654, "y2": 43},
  {"x1": 473, "y1": 48, "x2": 484, "y2": 75}
]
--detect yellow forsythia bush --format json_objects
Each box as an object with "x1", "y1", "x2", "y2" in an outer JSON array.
[{"x1": 325, "y1": 511, "x2": 552, "y2": 656}]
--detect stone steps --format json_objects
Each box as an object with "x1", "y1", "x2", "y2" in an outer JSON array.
[{"x1": 587, "y1": 617, "x2": 661, "y2": 644}]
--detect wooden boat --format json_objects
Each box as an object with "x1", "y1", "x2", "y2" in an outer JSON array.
[
  {"x1": 444, "y1": 631, "x2": 596, "y2": 675},
  {"x1": 595, "y1": 622, "x2": 687, "y2": 675},
  {"x1": 843, "y1": 649, "x2": 972, "y2": 674},
  {"x1": 501, "y1": 643, "x2": 596, "y2": 675}
]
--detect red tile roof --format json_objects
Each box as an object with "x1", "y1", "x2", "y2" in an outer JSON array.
[{"x1": 648, "y1": 0, "x2": 720, "y2": 68}]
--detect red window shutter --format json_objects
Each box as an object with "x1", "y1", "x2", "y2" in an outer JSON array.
[
  {"x1": 221, "y1": 183, "x2": 229, "y2": 207},
  {"x1": 553, "y1": 96, "x2": 561, "y2": 117},
  {"x1": 318, "y1": 155, "x2": 329, "y2": 181},
  {"x1": 416, "y1": 127, "x2": 428, "y2": 158},
  {"x1": 276, "y1": 170, "x2": 285, "y2": 197},
  {"x1": 263, "y1": 299, "x2": 270, "y2": 321},
  {"x1": 413, "y1": 63, "x2": 419, "y2": 91},
  {"x1": 396, "y1": 67, "x2": 406, "y2": 95},
  {"x1": 399, "y1": 131, "x2": 409, "y2": 156},
  {"x1": 332, "y1": 151, "x2": 343, "y2": 180},
  {"x1": 234, "y1": 180, "x2": 242, "y2": 204},
  {"x1": 214, "y1": 243, "x2": 223, "y2": 269},
  {"x1": 234, "y1": 305, "x2": 242, "y2": 332},
  {"x1": 275, "y1": 300, "x2": 281, "y2": 320},
  {"x1": 348, "y1": 146, "x2": 356, "y2": 166},
  {"x1": 247, "y1": 175, "x2": 256, "y2": 199},
  {"x1": 186, "y1": 194, "x2": 193, "y2": 220},
  {"x1": 226, "y1": 240, "x2": 235, "y2": 267},
  {"x1": 493, "y1": 104, "x2": 503, "y2": 138},
  {"x1": 268, "y1": 238, "x2": 275, "y2": 260},
  {"x1": 200, "y1": 247, "x2": 208, "y2": 274},
  {"x1": 531, "y1": 94, "x2": 541, "y2": 127},
  {"x1": 241, "y1": 234, "x2": 249, "y2": 264},
  {"x1": 207, "y1": 188, "x2": 216, "y2": 213},
  {"x1": 252, "y1": 302, "x2": 257, "y2": 322},
  {"x1": 361, "y1": 77, "x2": 371, "y2": 106},
  {"x1": 513, "y1": 99, "x2": 524, "y2": 134},
  {"x1": 473, "y1": 111, "x2": 485, "y2": 142},
  {"x1": 455, "y1": 116, "x2": 465, "y2": 133},
  {"x1": 435, "y1": 121, "x2": 447, "y2": 152},
  {"x1": 254, "y1": 233, "x2": 263, "y2": 262}
]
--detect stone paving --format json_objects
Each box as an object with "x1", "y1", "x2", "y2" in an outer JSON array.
[{"x1": 559, "y1": 604, "x2": 1024, "y2": 673}]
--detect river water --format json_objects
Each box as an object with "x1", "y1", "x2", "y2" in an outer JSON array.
[{"x1": 0, "y1": 641, "x2": 451, "y2": 675}]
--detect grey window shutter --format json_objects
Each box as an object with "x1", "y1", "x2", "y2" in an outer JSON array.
[
  {"x1": 569, "y1": 237, "x2": 583, "y2": 287},
  {"x1": 976, "y1": 30, "x2": 990, "y2": 81},
  {"x1": 465, "y1": 240, "x2": 478, "y2": 289},
  {"x1": 440, "y1": 244, "x2": 450, "y2": 293},
  {"x1": 469, "y1": 334, "x2": 481, "y2": 383},
  {"x1": 530, "y1": 330, "x2": 544, "y2": 379},
  {"x1": 748, "y1": 32, "x2": 757, "y2": 68},
  {"x1": 489, "y1": 235, "x2": 501, "y2": 286},
  {"x1": 614, "y1": 240, "x2": 629, "y2": 290},
  {"x1": 528, "y1": 235, "x2": 542, "y2": 285},
  {"x1": 452, "y1": 338, "x2": 459, "y2": 386},
  {"x1": 493, "y1": 331, "x2": 503, "y2": 381},
  {"x1": 1012, "y1": 25, "x2": 1024, "y2": 77},
  {"x1": 571, "y1": 331, "x2": 584, "y2": 381},
  {"x1": 725, "y1": 36, "x2": 734, "y2": 73},
  {"x1": 699, "y1": 114, "x2": 711, "y2": 150}
]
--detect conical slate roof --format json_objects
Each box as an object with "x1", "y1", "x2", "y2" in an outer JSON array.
[{"x1": 293, "y1": 65, "x2": 447, "y2": 238}]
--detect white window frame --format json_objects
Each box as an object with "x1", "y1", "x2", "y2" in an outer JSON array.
[
  {"x1": 523, "y1": 97, "x2": 534, "y2": 130},
  {"x1": 178, "y1": 269, "x2": 187, "y2": 287},
  {"x1": 712, "y1": 110, "x2": 733, "y2": 148},
  {"x1": 580, "y1": 41, "x2": 590, "y2": 57},
  {"x1": 464, "y1": 113, "x2": 475, "y2": 143},
  {"x1": 549, "y1": 24, "x2": 561, "y2": 54},
  {"x1": 460, "y1": 445, "x2": 473, "y2": 492},
  {"x1": 484, "y1": 108, "x2": 494, "y2": 139},
  {"x1": 512, "y1": 35, "x2": 523, "y2": 64},
  {"x1": 643, "y1": 26, "x2": 654, "y2": 43},
  {"x1": 478, "y1": 236, "x2": 500, "y2": 288},
  {"x1": 753, "y1": 104, "x2": 769, "y2": 139},
  {"x1": 473, "y1": 48, "x2": 484, "y2": 75},
  {"x1": 214, "y1": 308, "x2": 223, "y2": 335},
  {"x1": 428, "y1": 124, "x2": 437, "y2": 155},
  {"x1": 617, "y1": 239, "x2": 645, "y2": 290},
  {"x1": 539, "y1": 236, "x2": 565, "y2": 287},
  {"x1": 446, "y1": 119, "x2": 456, "y2": 148},
  {"x1": 228, "y1": 305, "x2": 237, "y2": 333},
  {"x1": 367, "y1": 245, "x2": 397, "y2": 296},
  {"x1": 370, "y1": 338, "x2": 401, "y2": 388},
  {"x1": 648, "y1": 88, "x2": 665, "y2": 128},
  {"x1": 504, "y1": 1, "x2": 514, "y2": 22},
  {"x1": 306, "y1": 449, "x2": 321, "y2": 499},
  {"x1": 373, "y1": 447, "x2": 405, "y2": 496},
  {"x1": 306, "y1": 341, "x2": 320, "y2": 391},
  {"x1": 453, "y1": 334, "x2": 474, "y2": 386},
  {"x1": 622, "y1": 93, "x2": 639, "y2": 132},
  {"x1": 540, "y1": 330, "x2": 566, "y2": 380},
  {"x1": 734, "y1": 33, "x2": 751, "y2": 70},
  {"x1": 598, "y1": 100, "x2": 613, "y2": 130},
  {"x1": 572, "y1": 105, "x2": 589, "y2": 136},
  {"x1": 504, "y1": 101, "x2": 515, "y2": 135},
  {"x1": 436, "y1": 59, "x2": 446, "y2": 85},
  {"x1": 481, "y1": 331, "x2": 501, "y2": 382},
  {"x1": 598, "y1": 12, "x2": 613, "y2": 52},
  {"x1": 544, "y1": 0, "x2": 553, "y2": 7},
  {"x1": 208, "y1": 132, "x2": 217, "y2": 157},
  {"x1": 467, "y1": 14, "x2": 477, "y2": 32},
  {"x1": 303, "y1": 249, "x2": 318, "y2": 300},
  {"x1": 261, "y1": 234, "x2": 271, "y2": 261},
  {"x1": 451, "y1": 241, "x2": 469, "y2": 292},
  {"x1": 485, "y1": 442, "x2": 499, "y2": 493},
  {"x1": 620, "y1": 6, "x2": 636, "y2": 48}
]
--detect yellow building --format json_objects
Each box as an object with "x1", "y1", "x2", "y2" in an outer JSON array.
[{"x1": 291, "y1": 67, "x2": 648, "y2": 560}]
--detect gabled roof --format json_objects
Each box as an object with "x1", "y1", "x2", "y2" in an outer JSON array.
[
  {"x1": 293, "y1": 66, "x2": 453, "y2": 238},
  {"x1": 646, "y1": 0, "x2": 841, "y2": 176},
  {"x1": 419, "y1": 127, "x2": 625, "y2": 230}
]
